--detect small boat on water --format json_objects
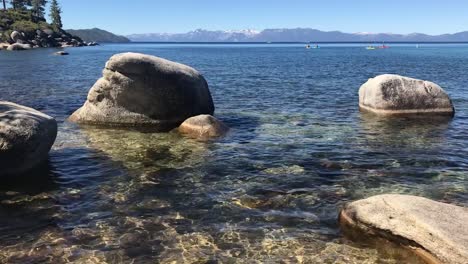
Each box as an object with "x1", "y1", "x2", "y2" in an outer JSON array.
[
  {"x1": 366, "y1": 46, "x2": 376, "y2": 50},
  {"x1": 306, "y1": 44, "x2": 311, "y2": 49},
  {"x1": 378, "y1": 44, "x2": 390, "y2": 49},
  {"x1": 312, "y1": 44, "x2": 319, "y2": 49}
]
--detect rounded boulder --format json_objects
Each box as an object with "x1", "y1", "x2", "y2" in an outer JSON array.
[
  {"x1": 10, "y1": 31, "x2": 22, "y2": 42},
  {"x1": 69, "y1": 52, "x2": 215, "y2": 131},
  {"x1": 6, "y1": 43, "x2": 32, "y2": 51},
  {"x1": 178, "y1": 115, "x2": 228, "y2": 139},
  {"x1": 340, "y1": 194, "x2": 468, "y2": 264},
  {"x1": 0, "y1": 101, "x2": 58, "y2": 176},
  {"x1": 359, "y1": 74, "x2": 454, "y2": 116}
]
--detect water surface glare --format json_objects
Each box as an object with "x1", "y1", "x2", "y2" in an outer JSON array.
[{"x1": 0, "y1": 43, "x2": 467, "y2": 263}]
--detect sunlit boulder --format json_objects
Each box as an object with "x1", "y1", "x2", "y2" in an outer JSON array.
[
  {"x1": 178, "y1": 114, "x2": 228, "y2": 139},
  {"x1": 359, "y1": 74, "x2": 454, "y2": 116},
  {"x1": 6, "y1": 43, "x2": 32, "y2": 51},
  {"x1": 69, "y1": 52, "x2": 215, "y2": 131},
  {"x1": 0, "y1": 101, "x2": 57, "y2": 176},
  {"x1": 340, "y1": 194, "x2": 468, "y2": 264},
  {"x1": 10, "y1": 30, "x2": 23, "y2": 42}
]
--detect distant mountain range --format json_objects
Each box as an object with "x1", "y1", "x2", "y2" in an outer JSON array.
[
  {"x1": 67, "y1": 28, "x2": 130, "y2": 43},
  {"x1": 127, "y1": 28, "x2": 468, "y2": 42}
]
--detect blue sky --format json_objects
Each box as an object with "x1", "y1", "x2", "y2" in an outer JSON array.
[{"x1": 54, "y1": 0, "x2": 468, "y2": 35}]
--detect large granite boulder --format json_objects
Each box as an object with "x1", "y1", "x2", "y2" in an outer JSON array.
[
  {"x1": 178, "y1": 114, "x2": 228, "y2": 139},
  {"x1": 359, "y1": 74, "x2": 454, "y2": 116},
  {"x1": 10, "y1": 31, "x2": 22, "y2": 42},
  {"x1": 0, "y1": 101, "x2": 58, "y2": 176},
  {"x1": 6, "y1": 43, "x2": 32, "y2": 51},
  {"x1": 69, "y1": 52, "x2": 214, "y2": 131},
  {"x1": 340, "y1": 194, "x2": 468, "y2": 264}
]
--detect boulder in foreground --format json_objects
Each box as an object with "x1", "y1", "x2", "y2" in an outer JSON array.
[
  {"x1": 178, "y1": 114, "x2": 228, "y2": 139},
  {"x1": 69, "y1": 52, "x2": 214, "y2": 131},
  {"x1": 0, "y1": 101, "x2": 57, "y2": 176},
  {"x1": 340, "y1": 194, "x2": 468, "y2": 264},
  {"x1": 359, "y1": 74, "x2": 454, "y2": 116}
]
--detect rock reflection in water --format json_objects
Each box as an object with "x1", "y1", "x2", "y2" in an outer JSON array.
[
  {"x1": 358, "y1": 112, "x2": 452, "y2": 149},
  {"x1": 79, "y1": 125, "x2": 209, "y2": 173}
]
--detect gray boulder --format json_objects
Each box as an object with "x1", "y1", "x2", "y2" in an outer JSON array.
[
  {"x1": 55, "y1": 51, "x2": 69, "y2": 55},
  {"x1": 0, "y1": 101, "x2": 58, "y2": 176},
  {"x1": 10, "y1": 31, "x2": 22, "y2": 42},
  {"x1": 359, "y1": 74, "x2": 454, "y2": 116},
  {"x1": 340, "y1": 194, "x2": 468, "y2": 264},
  {"x1": 36, "y1": 29, "x2": 45, "y2": 37},
  {"x1": 6, "y1": 43, "x2": 32, "y2": 51},
  {"x1": 178, "y1": 114, "x2": 228, "y2": 139},
  {"x1": 43, "y1": 28, "x2": 54, "y2": 36},
  {"x1": 69, "y1": 52, "x2": 214, "y2": 131}
]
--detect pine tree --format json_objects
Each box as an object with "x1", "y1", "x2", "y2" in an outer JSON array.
[
  {"x1": 2, "y1": 0, "x2": 6, "y2": 10},
  {"x1": 11, "y1": 0, "x2": 30, "y2": 9},
  {"x1": 49, "y1": 0, "x2": 62, "y2": 30},
  {"x1": 31, "y1": 0, "x2": 46, "y2": 18}
]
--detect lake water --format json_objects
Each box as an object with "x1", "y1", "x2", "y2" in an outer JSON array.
[{"x1": 0, "y1": 43, "x2": 467, "y2": 263}]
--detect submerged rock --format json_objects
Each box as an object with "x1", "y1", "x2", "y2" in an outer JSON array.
[
  {"x1": 178, "y1": 114, "x2": 228, "y2": 139},
  {"x1": 359, "y1": 74, "x2": 454, "y2": 116},
  {"x1": 69, "y1": 126, "x2": 209, "y2": 174},
  {"x1": 263, "y1": 165, "x2": 305, "y2": 175},
  {"x1": 339, "y1": 194, "x2": 468, "y2": 264},
  {"x1": 0, "y1": 101, "x2": 57, "y2": 176},
  {"x1": 69, "y1": 52, "x2": 215, "y2": 131}
]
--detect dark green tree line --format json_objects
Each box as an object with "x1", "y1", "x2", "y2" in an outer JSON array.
[
  {"x1": 49, "y1": 0, "x2": 61, "y2": 29},
  {"x1": 11, "y1": 0, "x2": 30, "y2": 10},
  {"x1": 31, "y1": 0, "x2": 46, "y2": 17},
  {"x1": 3, "y1": 0, "x2": 48, "y2": 19}
]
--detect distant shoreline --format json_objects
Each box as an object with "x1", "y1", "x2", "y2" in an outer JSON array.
[{"x1": 107, "y1": 41, "x2": 468, "y2": 44}]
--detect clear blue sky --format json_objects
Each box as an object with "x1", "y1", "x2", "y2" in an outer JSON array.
[{"x1": 53, "y1": 0, "x2": 468, "y2": 35}]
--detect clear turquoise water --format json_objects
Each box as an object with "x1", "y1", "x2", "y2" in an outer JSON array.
[{"x1": 0, "y1": 44, "x2": 467, "y2": 263}]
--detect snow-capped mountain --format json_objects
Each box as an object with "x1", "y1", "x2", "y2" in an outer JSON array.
[
  {"x1": 127, "y1": 29, "x2": 260, "y2": 42},
  {"x1": 127, "y1": 28, "x2": 468, "y2": 42}
]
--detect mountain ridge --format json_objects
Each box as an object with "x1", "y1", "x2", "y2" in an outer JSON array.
[
  {"x1": 127, "y1": 28, "x2": 468, "y2": 42},
  {"x1": 67, "y1": 28, "x2": 130, "y2": 43}
]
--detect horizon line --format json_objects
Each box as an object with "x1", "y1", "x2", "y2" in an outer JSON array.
[{"x1": 123, "y1": 27, "x2": 468, "y2": 36}]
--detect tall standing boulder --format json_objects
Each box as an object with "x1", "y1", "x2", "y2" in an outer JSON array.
[
  {"x1": 0, "y1": 101, "x2": 58, "y2": 176},
  {"x1": 69, "y1": 52, "x2": 215, "y2": 131},
  {"x1": 340, "y1": 194, "x2": 468, "y2": 264},
  {"x1": 359, "y1": 74, "x2": 454, "y2": 116}
]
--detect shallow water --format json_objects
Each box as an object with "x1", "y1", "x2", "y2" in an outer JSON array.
[{"x1": 0, "y1": 43, "x2": 467, "y2": 263}]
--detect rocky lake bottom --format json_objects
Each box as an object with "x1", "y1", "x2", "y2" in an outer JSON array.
[{"x1": 0, "y1": 43, "x2": 467, "y2": 263}]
